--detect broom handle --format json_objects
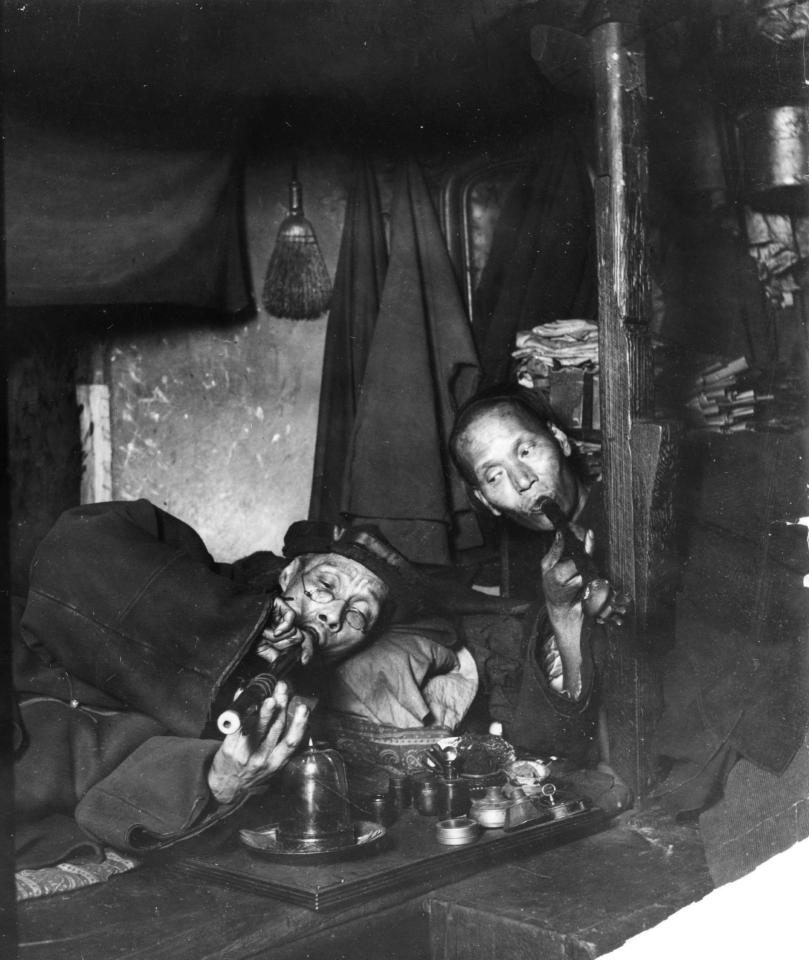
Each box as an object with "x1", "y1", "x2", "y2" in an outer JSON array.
[{"x1": 289, "y1": 158, "x2": 303, "y2": 216}]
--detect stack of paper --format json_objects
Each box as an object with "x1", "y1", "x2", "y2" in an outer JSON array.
[
  {"x1": 686, "y1": 356, "x2": 774, "y2": 432},
  {"x1": 513, "y1": 320, "x2": 599, "y2": 389}
]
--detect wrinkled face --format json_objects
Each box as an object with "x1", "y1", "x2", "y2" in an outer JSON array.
[
  {"x1": 455, "y1": 403, "x2": 581, "y2": 532},
  {"x1": 278, "y1": 553, "x2": 388, "y2": 662}
]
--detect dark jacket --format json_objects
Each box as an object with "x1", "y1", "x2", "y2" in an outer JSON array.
[
  {"x1": 463, "y1": 482, "x2": 607, "y2": 766},
  {"x1": 14, "y1": 499, "x2": 283, "y2": 868}
]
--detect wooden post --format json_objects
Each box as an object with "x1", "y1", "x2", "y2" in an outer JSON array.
[
  {"x1": 76, "y1": 341, "x2": 112, "y2": 505},
  {"x1": 589, "y1": 11, "x2": 667, "y2": 797},
  {"x1": 591, "y1": 15, "x2": 653, "y2": 590}
]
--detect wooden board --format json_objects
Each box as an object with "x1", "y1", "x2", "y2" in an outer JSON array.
[{"x1": 174, "y1": 806, "x2": 608, "y2": 912}]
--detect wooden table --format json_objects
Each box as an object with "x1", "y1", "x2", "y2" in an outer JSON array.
[{"x1": 14, "y1": 811, "x2": 711, "y2": 960}]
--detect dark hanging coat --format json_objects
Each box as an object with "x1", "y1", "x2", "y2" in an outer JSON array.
[
  {"x1": 309, "y1": 157, "x2": 388, "y2": 524},
  {"x1": 342, "y1": 159, "x2": 481, "y2": 565}
]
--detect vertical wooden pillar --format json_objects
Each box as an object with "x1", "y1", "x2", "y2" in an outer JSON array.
[
  {"x1": 591, "y1": 14, "x2": 653, "y2": 594},
  {"x1": 589, "y1": 12, "x2": 665, "y2": 796}
]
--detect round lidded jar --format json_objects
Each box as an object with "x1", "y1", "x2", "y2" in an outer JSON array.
[{"x1": 469, "y1": 786, "x2": 511, "y2": 829}]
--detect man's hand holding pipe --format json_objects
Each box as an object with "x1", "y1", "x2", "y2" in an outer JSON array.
[
  {"x1": 259, "y1": 595, "x2": 317, "y2": 665},
  {"x1": 207, "y1": 682, "x2": 310, "y2": 805}
]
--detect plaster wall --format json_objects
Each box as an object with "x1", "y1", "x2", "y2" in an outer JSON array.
[{"x1": 108, "y1": 151, "x2": 352, "y2": 560}]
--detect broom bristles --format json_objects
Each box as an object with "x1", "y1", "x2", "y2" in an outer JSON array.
[{"x1": 262, "y1": 229, "x2": 332, "y2": 320}]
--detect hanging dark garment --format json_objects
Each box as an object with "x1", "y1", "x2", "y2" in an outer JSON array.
[
  {"x1": 474, "y1": 125, "x2": 597, "y2": 384},
  {"x1": 309, "y1": 158, "x2": 388, "y2": 523},
  {"x1": 342, "y1": 159, "x2": 481, "y2": 565}
]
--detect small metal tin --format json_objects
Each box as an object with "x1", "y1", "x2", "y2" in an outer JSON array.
[
  {"x1": 437, "y1": 775, "x2": 470, "y2": 820},
  {"x1": 388, "y1": 773, "x2": 412, "y2": 809},
  {"x1": 366, "y1": 793, "x2": 395, "y2": 827},
  {"x1": 435, "y1": 817, "x2": 480, "y2": 846}
]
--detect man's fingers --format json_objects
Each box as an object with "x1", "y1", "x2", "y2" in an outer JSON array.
[
  {"x1": 299, "y1": 635, "x2": 316, "y2": 666},
  {"x1": 271, "y1": 605, "x2": 298, "y2": 638},
  {"x1": 256, "y1": 634, "x2": 283, "y2": 663},
  {"x1": 281, "y1": 700, "x2": 311, "y2": 752},
  {"x1": 261, "y1": 632, "x2": 299, "y2": 651},
  {"x1": 595, "y1": 605, "x2": 613, "y2": 624},
  {"x1": 252, "y1": 681, "x2": 289, "y2": 736},
  {"x1": 261, "y1": 698, "x2": 311, "y2": 773},
  {"x1": 559, "y1": 564, "x2": 583, "y2": 589}
]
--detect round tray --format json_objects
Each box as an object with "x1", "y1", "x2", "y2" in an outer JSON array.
[{"x1": 239, "y1": 820, "x2": 387, "y2": 865}]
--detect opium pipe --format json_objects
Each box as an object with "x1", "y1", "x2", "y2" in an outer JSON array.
[
  {"x1": 535, "y1": 496, "x2": 612, "y2": 620},
  {"x1": 217, "y1": 647, "x2": 302, "y2": 735}
]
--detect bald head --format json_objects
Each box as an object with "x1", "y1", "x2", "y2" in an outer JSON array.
[{"x1": 450, "y1": 394, "x2": 582, "y2": 532}]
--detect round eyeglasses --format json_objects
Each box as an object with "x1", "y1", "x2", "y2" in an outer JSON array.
[{"x1": 302, "y1": 574, "x2": 372, "y2": 634}]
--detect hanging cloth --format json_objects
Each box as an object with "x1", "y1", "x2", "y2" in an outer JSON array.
[
  {"x1": 309, "y1": 158, "x2": 388, "y2": 523},
  {"x1": 473, "y1": 124, "x2": 597, "y2": 384},
  {"x1": 342, "y1": 159, "x2": 481, "y2": 565},
  {"x1": 4, "y1": 110, "x2": 252, "y2": 316}
]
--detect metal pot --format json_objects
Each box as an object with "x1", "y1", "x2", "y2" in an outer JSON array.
[{"x1": 739, "y1": 104, "x2": 809, "y2": 213}]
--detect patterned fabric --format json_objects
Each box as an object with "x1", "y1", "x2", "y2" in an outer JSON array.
[{"x1": 16, "y1": 850, "x2": 139, "y2": 901}]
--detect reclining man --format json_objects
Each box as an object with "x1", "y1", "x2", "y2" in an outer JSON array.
[
  {"x1": 12, "y1": 498, "x2": 414, "y2": 869},
  {"x1": 449, "y1": 385, "x2": 629, "y2": 801}
]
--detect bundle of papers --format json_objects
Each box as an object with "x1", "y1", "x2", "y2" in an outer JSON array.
[
  {"x1": 686, "y1": 355, "x2": 775, "y2": 432},
  {"x1": 514, "y1": 319, "x2": 599, "y2": 366},
  {"x1": 513, "y1": 320, "x2": 599, "y2": 388}
]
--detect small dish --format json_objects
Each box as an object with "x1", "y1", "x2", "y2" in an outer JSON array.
[{"x1": 239, "y1": 820, "x2": 387, "y2": 864}]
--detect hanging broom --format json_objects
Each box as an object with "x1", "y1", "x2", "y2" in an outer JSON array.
[{"x1": 262, "y1": 161, "x2": 333, "y2": 319}]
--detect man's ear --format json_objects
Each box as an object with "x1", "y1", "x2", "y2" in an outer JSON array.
[
  {"x1": 548, "y1": 422, "x2": 572, "y2": 457},
  {"x1": 473, "y1": 488, "x2": 501, "y2": 517},
  {"x1": 278, "y1": 556, "x2": 303, "y2": 590}
]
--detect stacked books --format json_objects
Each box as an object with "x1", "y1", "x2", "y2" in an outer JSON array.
[{"x1": 686, "y1": 356, "x2": 775, "y2": 432}]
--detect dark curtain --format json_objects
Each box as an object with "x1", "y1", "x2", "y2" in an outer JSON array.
[
  {"x1": 309, "y1": 158, "x2": 388, "y2": 523},
  {"x1": 342, "y1": 159, "x2": 481, "y2": 565},
  {"x1": 5, "y1": 111, "x2": 253, "y2": 316},
  {"x1": 473, "y1": 125, "x2": 597, "y2": 384}
]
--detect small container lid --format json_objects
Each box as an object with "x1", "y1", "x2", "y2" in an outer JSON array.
[
  {"x1": 435, "y1": 817, "x2": 480, "y2": 845},
  {"x1": 471, "y1": 786, "x2": 511, "y2": 811}
]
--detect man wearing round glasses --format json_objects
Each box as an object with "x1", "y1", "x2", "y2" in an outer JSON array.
[
  {"x1": 13, "y1": 502, "x2": 413, "y2": 870},
  {"x1": 259, "y1": 553, "x2": 389, "y2": 667}
]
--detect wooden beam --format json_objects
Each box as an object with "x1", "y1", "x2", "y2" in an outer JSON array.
[
  {"x1": 590, "y1": 15, "x2": 664, "y2": 797},
  {"x1": 592, "y1": 17, "x2": 653, "y2": 596}
]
